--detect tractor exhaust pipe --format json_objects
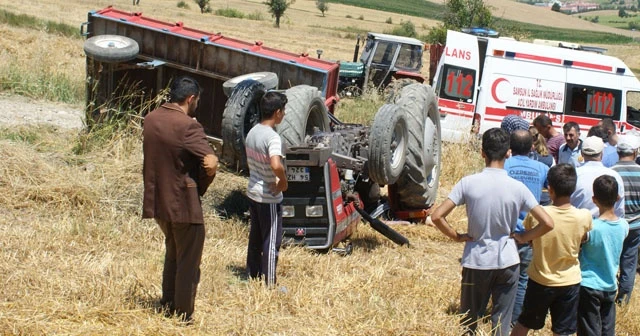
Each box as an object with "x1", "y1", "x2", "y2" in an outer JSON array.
[{"x1": 353, "y1": 34, "x2": 361, "y2": 62}]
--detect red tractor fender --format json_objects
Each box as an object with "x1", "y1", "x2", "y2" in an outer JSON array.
[{"x1": 392, "y1": 70, "x2": 425, "y2": 83}]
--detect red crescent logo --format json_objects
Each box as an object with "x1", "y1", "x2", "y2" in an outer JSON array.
[{"x1": 491, "y1": 78, "x2": 509, "y2": 104}]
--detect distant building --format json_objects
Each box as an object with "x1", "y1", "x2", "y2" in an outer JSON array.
[{"x1": 559, "y1": 1, "x2": 599, "y2": 12}]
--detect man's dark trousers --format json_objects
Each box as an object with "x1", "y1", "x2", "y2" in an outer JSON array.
[{"x1": 157, "y1": 219, "x2": 205, "y2": 320}]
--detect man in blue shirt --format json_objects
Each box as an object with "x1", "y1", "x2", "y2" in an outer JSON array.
[
  {"x1": 504, "y1": 129, "x2": 550, "y2": 325},
  {"x1": 558, "y1": 122, "x2": 583, "y2": 167},
  {"x1": 589, "y1": 124, "x2": 618, "y2": 168},
  {"x1": 599, "y1": 118, "x2": 619, "y2": 167}
]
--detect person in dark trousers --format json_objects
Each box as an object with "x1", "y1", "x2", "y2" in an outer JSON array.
[
  {"x1": 432, "y1": 128, "x2": 554, "y2": 336},
  {"x1": 142, "y1": 76, "x2": 218, "y2": 322},
  {"x1": 503, "y1": 130, "x2": 549, "y2": 326},
  {"x1": 245, "y1": 91, "x2": 288, "y2": 287},
  {"x1": 611, "y1": 134, "x2": 640, "y2": 304}
]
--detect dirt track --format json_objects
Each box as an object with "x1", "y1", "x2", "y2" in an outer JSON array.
[{"x1": 0, "y1": 94, "x2": 84, "y2": 130}]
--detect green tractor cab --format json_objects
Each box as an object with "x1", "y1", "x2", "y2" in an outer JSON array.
[{"x1": 338, "y1": 32, "x2": 425, "y2": 97}]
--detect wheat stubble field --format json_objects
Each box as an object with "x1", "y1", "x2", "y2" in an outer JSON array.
[{"x1": 1, "y1": 0, "x2": 640, "y2": 335}]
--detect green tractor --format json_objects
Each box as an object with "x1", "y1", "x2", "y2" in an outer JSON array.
[{"x1": 338, "y1": 32, "x2": 426, "y2": 97}]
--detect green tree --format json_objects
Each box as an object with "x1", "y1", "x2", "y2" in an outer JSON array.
[
  {"x1": 427, "y1": 0, "x2": 494, "y2": 43},
  {"x1": 194, "y1": 0, "x2": 211, "y2": 13},
  {"x1": 619, "y1": 8, "x2": 628, "y2": 17},
  {"x1": 264, "y1": 0, "x2": 295, "y2": 28},
  {"x1": 551, "y1": 2, "x2": 561, "y2": 11},
  {"x1": 316, "y1": 0, "x2": 329, "y2": 17}
]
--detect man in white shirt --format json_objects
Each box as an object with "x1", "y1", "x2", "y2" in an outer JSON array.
[{"x1": 570, "y1": 136, "x2": 625, "y2": 218}]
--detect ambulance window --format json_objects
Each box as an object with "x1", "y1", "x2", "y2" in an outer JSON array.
[
  {"x1": 565, "y1": 84, "x2": 621, "y2": 120},
  {"x1": 439, "y1": 64, "x2": 476, "y2": 101},
  {"x1": 627, "y1": 91, "x2": 640, "y2": 128}
]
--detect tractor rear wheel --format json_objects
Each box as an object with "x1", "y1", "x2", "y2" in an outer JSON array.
[
  {"x1": 367, "y1": 104, "x2": 408, "y2": 185},
  {"x1": 385, "y1": 78, "x2": 418, "y2": 103},
  {"x1": 222, "y1": 72, "x2": 278, "y2": 97},
  {"x1": 221, "y1": 79, "x2": 265, "y2": 172},
  {"x1": 393, "y1": 84, "x2": 441, "y2": 209},
  {"x1": 277, "y1": 85, "x2": 330, "y2": 146}
]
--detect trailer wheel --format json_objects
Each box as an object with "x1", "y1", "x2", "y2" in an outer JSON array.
[
  {"x1": 277, "y1": 85, "x2": 330, "y2": 146},
  {"x1": 385, "y1": 78, "x2": 417, "y2": 103},
  {"x1": 368, "y1": 104, "x2": 408, "y2": 185},
  {"x1": 223, "y1": 72, "x2": 278, "y2": 97},
  {"x1": 83, "y1": 35, "x2": 139, "y2": 63},
  {"x1": 221, "y1": 79, "x2": 265, "y2": 171},
  {"x1": 394, "y1": 84, "x2": 442, "y2": 208}
]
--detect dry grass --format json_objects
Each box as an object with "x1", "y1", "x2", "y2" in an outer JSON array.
[{"x1": 1, "y1": 124, "x2": 640, "y2": 335}]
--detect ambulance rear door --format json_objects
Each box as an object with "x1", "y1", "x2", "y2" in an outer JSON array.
[{"x1": 435, "y1": 30, "x2": 481, "y2": 142}]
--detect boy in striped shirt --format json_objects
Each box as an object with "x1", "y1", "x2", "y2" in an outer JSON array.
[{"x1": 245, "y1": 91, "x2": 288, "y2": 287}]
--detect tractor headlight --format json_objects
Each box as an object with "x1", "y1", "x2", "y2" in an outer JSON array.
[
  {"x1": 305, "y1": 205, "x2": 323, "y2": 217},
  {"x1": 282, "y1": 205, "x2": 295, "y2": 218}
]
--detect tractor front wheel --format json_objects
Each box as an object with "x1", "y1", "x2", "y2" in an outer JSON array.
[
  {"x1": 367, "y1": 104, "x2": 408, "y2": 185},
  {"x1": 393, "y1": 84, "x2": 442, "y2": 209}
]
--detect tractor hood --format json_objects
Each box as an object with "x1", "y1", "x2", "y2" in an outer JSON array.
[{"x1": 339, "y1": 61, "x2": 365, "y2": 78}]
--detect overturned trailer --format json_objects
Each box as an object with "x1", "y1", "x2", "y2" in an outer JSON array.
[{"x1": 81, "y1": 6, "x2": 339, "y2": 142}]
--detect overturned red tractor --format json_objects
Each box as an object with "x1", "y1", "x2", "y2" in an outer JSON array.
[{"x1": 82, "y1": 7, "x2": 441, "y2": 251}]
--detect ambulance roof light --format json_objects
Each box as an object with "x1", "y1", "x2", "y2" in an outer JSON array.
[
  {"x1": 616, "y1": 67, "x2": 626, "y2": 74},
  {"x1": 493, "y1": 50, "x2": 505, "y2": 57},
  {"x1": 505, "y1": 51, "x2": 515, "y2": 58},
  {"x1": 563, "y1": 60, "x2": 573, "y2": 66}
]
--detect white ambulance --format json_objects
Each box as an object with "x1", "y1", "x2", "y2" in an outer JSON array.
[{"x1": 433, "y1": 30, "x2": 640, "y2": 142}]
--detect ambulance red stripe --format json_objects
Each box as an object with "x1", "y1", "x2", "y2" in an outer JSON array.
[
  {"x1": 571, "y1": 61, "x2": 612, "y2": 72},
  {"x1": 438, "y1": 98, "x2": 475, "y2": 112},
  {"x1": 513, "y1": 52, "x2": 562, "y2": 65}
]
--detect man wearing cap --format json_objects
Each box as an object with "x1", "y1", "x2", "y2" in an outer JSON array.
[
  {"x1": 570, "y1": 136, "x2": 625, "y2": 218},
  {"x1": 612, "y1": 134, "x2": 640, "y2": 304},
  {"x1": 501, "y1": 114, "x2": 530, "y2": 135},
  {"x1": 558, "y1": 122, "x2": 584, "y2": 167}
]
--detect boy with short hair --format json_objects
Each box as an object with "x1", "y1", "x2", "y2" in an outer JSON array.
[
  {"x1": 432, "y1": 127, "x2": 554, "y2": 336},
  {"x1": 245, "y1": 91, "x2": 289, "y2": 287},
  {"x1": 577, "y1": 175, "x2": 628, "y2": 336},
  {"x1": 510, "y1": 164, "x2": 593, "y2": 336}
]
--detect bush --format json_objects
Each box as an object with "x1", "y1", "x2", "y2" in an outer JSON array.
[
  {"x1": 346, "y1": 14, "x2": 353, "y2": 18},
  {"x1": 246, "y1": 10, "x2": 265, "y2": 20},
  {"x1": 358, "y1": 15, "x2": 364, "y2": 20},
  {"x1": 215, "y1": 7, "x2": 245, "y2": 18},
  {"x1": 177, "y1": 1, "x2": 190, "y2": 9},
  {"x1": 385, "y1": 17, "x2": 393, "y2": 24},
  {"x1": 0, "y1": 9, "x2": 79, "y2": 39},
  {"x1": 385, "y1": 20, "x2": 417, "y2": 37}
]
